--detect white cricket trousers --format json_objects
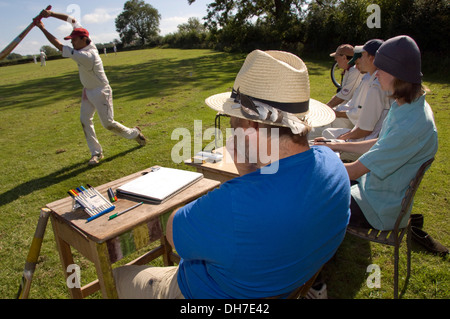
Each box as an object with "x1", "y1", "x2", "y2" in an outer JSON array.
[{"x1": 80, "y1": 85, "x2": 139, "y2": 156}]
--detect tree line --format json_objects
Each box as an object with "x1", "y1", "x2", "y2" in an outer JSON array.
[
  {"x1": 3, "y1": 0, "x2": 448, "y2": 66},
  {"x1": 117, "y1": 0, "x2": 448, "y2": 56}
]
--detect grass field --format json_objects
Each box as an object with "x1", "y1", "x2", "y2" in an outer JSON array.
[{"x1": 0, "y1": 48, "x2": 448, "y2": 299}]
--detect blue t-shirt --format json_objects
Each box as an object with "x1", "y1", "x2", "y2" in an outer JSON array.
[
  {"x1": 353, "y1": 94, "x2": 438, "y2": 230},
  {"x1": 173, "y1": 146, "x2": 350, "y2": 298}
]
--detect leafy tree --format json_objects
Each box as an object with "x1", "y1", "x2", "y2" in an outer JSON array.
[
  {"x1": 189, "y1": 0, "x2": 305, "y2": 30},
  {"x1": 185, "y1": 0, "x2": 448, "y2": 55},
  {"x1": 40, "y1": 45, "x2": 60, "y2": 56},
  {"x1": 188, "y1": 0, "x2": 306, "y2": 53},
  {"x1": 6, "y1": 53, "x2": 22, "y2": 60},
  {"x1": 177, "y1": 17, "x2": 207, "y2": 34},
  {"x1": 115, "y1": 0, "x2": 161, "y2": 46},
  {"x1": 163, "y1": 17, "x2": 209, "y2": 49}
]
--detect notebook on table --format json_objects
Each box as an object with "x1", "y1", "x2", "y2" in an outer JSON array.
[{"x1": 116, "y1": 166, "x2": 204, "y2": 204}]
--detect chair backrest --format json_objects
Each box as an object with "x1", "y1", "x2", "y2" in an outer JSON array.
[{"x1": 393, "y1": 157, "x2": 434, "y2": 232}]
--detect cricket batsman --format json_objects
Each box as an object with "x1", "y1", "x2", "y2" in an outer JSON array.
[{"x1": 35, "y1": 9, "x2": 147, "y2": 165}]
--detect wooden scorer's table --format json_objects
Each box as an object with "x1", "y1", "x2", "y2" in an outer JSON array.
[{"x1": 46, "y1": 166, "x2": 220, "y2": 298}]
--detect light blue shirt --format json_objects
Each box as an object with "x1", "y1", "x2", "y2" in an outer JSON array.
[{"x1": 352, "y1": 94, "x2": 438, "y2": 230}]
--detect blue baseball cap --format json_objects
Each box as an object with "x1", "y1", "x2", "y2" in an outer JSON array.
[{"x1": 347, "y1": 39, "x2": 383, "y2": 65}]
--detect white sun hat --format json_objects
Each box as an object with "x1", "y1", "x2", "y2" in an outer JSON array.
[{"x1": 205, "y1": 50, "x2": 335, "y2": 134}]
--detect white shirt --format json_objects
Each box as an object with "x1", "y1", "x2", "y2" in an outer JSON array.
[
  {"x1": 62, "y1": 43, "x2": 109, "y2": 89},
  {"x1": 342, "y1": 72, "x2": 377, "y2": 125},
  {"x1": 336, "y1": 66, "x2": 363, "y2": 103},
  {"x1": 355, "y1": 76, "x2": 392, "y2": 140}
]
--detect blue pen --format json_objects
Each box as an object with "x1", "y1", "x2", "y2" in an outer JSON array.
[{"x1": 86, "y1": 206, "x2": 115, "y2": 223}]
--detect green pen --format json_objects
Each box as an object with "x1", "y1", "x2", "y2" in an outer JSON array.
[{"x1": 108, "y1": 202, "x2": 144, "y2": 220}]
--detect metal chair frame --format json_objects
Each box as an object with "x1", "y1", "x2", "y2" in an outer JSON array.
[{"x1": 346, "y1": 157, "x2": 434, "y2": 298}]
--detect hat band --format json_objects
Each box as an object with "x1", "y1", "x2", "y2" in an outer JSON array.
[
  {"x1": 230, "y1": 89, "x2": 309, "y2": 114},
  {"x1": 230, "y1": 89, "x2": 309, "y2": 135}
]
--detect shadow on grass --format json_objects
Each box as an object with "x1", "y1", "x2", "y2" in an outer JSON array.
[
  {"x1": 0, "y1": 72, "x2": 81, "y2": 110},
  {"x1": 321, "y1": 235, "x2": 372, "y2": 299},
  {"x1": 0, "y1": 51, "x2": 242, "y2": 111},
  {"x1": 0, "y1": 146, "x2": 141, "y2": 207},
  {"x1": 107, "y1": 51, "x2": 242, "y2": 101}
]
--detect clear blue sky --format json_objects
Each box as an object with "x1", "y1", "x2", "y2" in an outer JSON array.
[{"x1": 0, "y1": 0, "x2": 210, "y2": 56}]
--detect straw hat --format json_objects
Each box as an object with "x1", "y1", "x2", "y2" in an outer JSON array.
[{"x1": 205, "y1": 50, "x2": 335, "y2": 134}]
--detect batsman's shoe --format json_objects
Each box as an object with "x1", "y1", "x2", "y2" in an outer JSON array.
[
  {"x1": 88, "y1": 154, "x2": 104, "y2": 166},
  {"x1": 135, "y1": 127, "x2": 147, "y2": 146}
]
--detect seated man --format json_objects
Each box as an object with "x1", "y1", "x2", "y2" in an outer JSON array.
[
  {"x1": 113, "y1": 50, "x2": 351, "y2": 299},
  {"x1": 309, "y1": 43, "x2": 370, "y2": 139},
  {"x1": 327, "y1": 44, "x2": 363, "y2": 108},
  {"x1": 321, "y1": 40, "x2": 392, "y2": 161}
]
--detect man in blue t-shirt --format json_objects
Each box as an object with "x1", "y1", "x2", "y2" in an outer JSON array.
[{"x1": 113, "y1": 50, "x2": 350, "y2": 299}]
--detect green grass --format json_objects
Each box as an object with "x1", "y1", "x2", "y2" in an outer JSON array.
[{"x1": 0, "y1": 48, "x2": 448, "y2": 299}]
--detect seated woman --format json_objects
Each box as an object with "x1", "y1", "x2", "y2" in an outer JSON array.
[{"x1": 315, "y1": 35, "x2": 438, "y2": 231}]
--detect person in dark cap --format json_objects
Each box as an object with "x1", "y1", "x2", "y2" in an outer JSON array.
[
  {"x1": 317, "y1": 39, "x2": 393, "y2": 161},
  {"x1": 309, "y1": 41, "x2": 377, "y2": 140},
  {"x1": 35, "y1": 9, "x2": 147, "y2": 165},
  {"x1": 316, "y1": 35, "x2": 438, "y2": 232}
]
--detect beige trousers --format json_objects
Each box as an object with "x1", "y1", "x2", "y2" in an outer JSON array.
[
  {"x1": 113, "y1": 265, "x2": 185, "y2": 299},
  {"x1": 80, "y1": 85, "x2": 140, "y2": 156}
]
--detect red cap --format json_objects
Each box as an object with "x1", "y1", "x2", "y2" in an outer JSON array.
[{"x1": 64, "y1": 28, "x2": 89, "y2": 40}]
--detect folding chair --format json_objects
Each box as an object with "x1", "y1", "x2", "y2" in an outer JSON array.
[
  {"x1": 346, "y1": 157, "x2": 434, "y2": 298},
  {"x1": 286, "y1": 268, "x2": 323, "y2": 299}
]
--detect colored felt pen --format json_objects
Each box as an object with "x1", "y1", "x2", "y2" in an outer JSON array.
[
  {"x1": 69, "y1": 189, "x2": 77, "y2": 197},
  {"x1": 108, "y1": 202, "x2": 143, "y2": 220},
  {"x1": 107, "y1": 188, "x2": 116, "y2": 202}
]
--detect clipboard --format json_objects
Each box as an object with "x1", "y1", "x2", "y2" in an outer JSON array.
[{"x1": 116, "y1": 166, "x2": 203, "y2": 204}]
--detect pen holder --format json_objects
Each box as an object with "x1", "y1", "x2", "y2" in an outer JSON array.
[
  {"x1": 68, "y1": 186, "x2": 115, "y2": 218},
  {"x1": 71, "y1": 198, "x2": 82, "y2": 212}
]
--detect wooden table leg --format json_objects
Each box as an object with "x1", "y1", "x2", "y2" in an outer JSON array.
[
  {"x1": 50, "y1": 215, "x2": 83, "y2": 299},
  {"x1": 91, "y1": 241, "x2": 118, "y2": 299}
]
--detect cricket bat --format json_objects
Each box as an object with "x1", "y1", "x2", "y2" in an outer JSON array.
[{"x1": 0, "y1": 5, "x2": 51, "y2": 61}]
